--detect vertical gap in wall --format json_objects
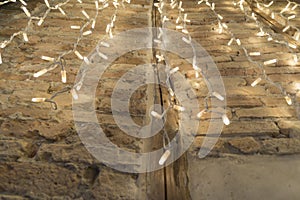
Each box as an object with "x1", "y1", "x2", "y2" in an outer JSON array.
[{"x1": 148, "y1": 0, "x2": 192, "y2": 199}]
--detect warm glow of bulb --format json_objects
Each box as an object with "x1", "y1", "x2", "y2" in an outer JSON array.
[
  {"x1": 288, "y1": 43, "x2": 297, "y2": 49},
  {"x1": 32, "y1": 98, "x2": 46, "y2": 102},
  {"x1": 168, "y1": 88, "x2": 175, "y2": 97},
  {"x1": 173, "y1": 105, "x2": 185, "y2": 111},
  {"x1": 71, "y1": 89, "x2": 78, "y2": 100},
  {"x1": 100, "y1": 41, "x2": 110, "y2": 47},
  {"x1": 21, "y1": 6, "x2": 31, "y2": 17},
  {"x1": 58, "y1": 7, "x2": 66, "y2": 15},
  {"x1": 98, "y1": 52, "x2": 108, "y2": 60},
  {"x1": 23, "y1": 32, "x2": 28, "y2": 42},
  {"x1": 228, "y1": 38, "x2": 234, "y2": 46},
  {"x1": 83, "y1": 30, "x2": 92, "y2": 36},
  {"x1": 170, "y1": 67, "x2": 179, "y2": 74},
  {"x1": 33, "y1": 69, "x2": 48, "y2": 77},
  {"x1": 271, "y1": 12, "x2": 275, "y2": 19},
  {"x1": 151, "y1": 111, "x2": 162, "y2": 119},
  {"x1": 285, "y1": 96, "x2": 292, "y2": 105},
  {"x1": 251, "y1": 77, "x2": 262, "y2": 87},
  {"x1": 249, "y1": 52, "x2": 261, "y2": 56},
  {"x1": 41, "y1": 56, "x2": 55, "y2": 62},
  {"x1": 74, "y1": 50, "x2": 83, "y2": 60},
  {"x1": 212, "y1": 92, "x2": 224, "y2": 101},
  {"x1": 61, "y1": 70, "x2": 67, "y2": 83},
  {"x1": 282, "y1": 26, "x2": 290, "y2": 32},
  {"x1": 71, "y1": 25, "x2": 81, "y2": 29},
  {"x1": 264, "y1": 59, "x2": 277, "y2": 65},
  {"x1": 197, "y1": 110, "x2": 206, "y2": 118},
  {"x1": 288, "y1": 15, "x2": 296, "y2": 20},
  {"x1": 159, "y1": 150, "x2": 170, "y2": 165},
  {"x1": 81, "y1": 10, "x2": 89, "y2": 19},
  {"x1": 222, "y1": 114, "x2": 230, "y2": 125},
  {"x1": 182, "y1": 37, "x2": 191, "y2": 44}
]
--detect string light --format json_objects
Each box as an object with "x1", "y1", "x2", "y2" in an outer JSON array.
[
  {"x1": 159, "y1": 149, "x2": 171, "y2": 165},
  {"x1": 222, "y1": 114, "x2": 230, "y2": 125},
  {"x1": 230, "y1": 0, "x2": 300, "y2": 107}
]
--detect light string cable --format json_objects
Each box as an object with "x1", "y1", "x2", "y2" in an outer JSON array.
[
  {"x1": 249, "y1": 0, "x2": 300, "y2": 40},
  {"x1": 235, "y1": 0, "x2": 300, "y2": 106},
  {"x1": 236, "y1": 0, "x2": 299, "y2": 63},
  {"x1": 198, "y1": 0, "x2": 297, "y2": 106},
  {"x1": 242, "y1": 0, "x2": 299, "y2": 59},
  {"x1": 71, "y1": 0, "x2": 129, "y2": 101},
  {"x1": 154, "y1": 0, "x2": 230, "y2": 165},
  {"x1": 168, "y1": 0, "x2": 229, "y2": 122},
  {"x1": 0, "y1": 0, "x2": 71, "y2": 64},
  {"x1": 30, "y1": 0, "x2": 130, "y2": 109}
]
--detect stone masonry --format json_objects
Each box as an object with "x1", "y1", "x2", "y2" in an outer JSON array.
[{"x1": 0, "y1": 0, "x2": 300, "y2": 199}]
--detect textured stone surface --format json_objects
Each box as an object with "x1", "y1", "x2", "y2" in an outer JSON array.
[{"x1": 1, "y1": 0, "x2": 300, "y2": 199}]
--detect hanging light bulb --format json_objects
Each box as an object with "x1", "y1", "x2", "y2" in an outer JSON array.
[
  {"x1": 74, "y1": 50, "x2": 83, "y2": 60},
  {"x1": 168, "y1": 88, "x2": 175, "y2": 96},
  {"x1": 32, "y1": 98, "x2": 46, "y2": 102},
  {"x1": 33, "y1": 69, "x2": 48, "y2": 77},
  {"x1": 61, "y1": 70, "x2": 67, "y2": 83},
  {"x1": 173, "y1": 105, "x2": 185, "y2": 111},
  {"x1": 41, "y1": 56, "x2": 55, "y2": 62},
  {"x1": 23, "y1": 32, "x2": 28, "y2": 42},
  {"x1": 249, "y1": 52, "x2": 261, "y2": 56},
  {"x1": 170, "y1": 67, "x2": 179, "y2": 74},
  {"x1": 71, "y1": 89, "x2": 78, "y2": 100},
  {"x1": 264, "y1": 59, "x2": 277, "y2": 65},
  {"x1": 251, "y1": 77, "x2": 262, "y2": 87},
  {"x1": 285, "y1": 95, "x2": 292, "y2": 105},
  {"x1": 282, "y1": 26, "x2": 290, "y2": 32},
  {"x1": 212, "y1": 91, "x2": 224, "y2": 101},
  {"x1": 197, "y1": 110, "x2": 206, "y2": 119},
  {"x1": 159, "y1": 150, "x2": 171, "y2": 165},
  {"x1": 151, "y1": 111, "x2": 163, "y2": 119},
  {"x1": 227, "y1": 38, "x2": 234, "y2": 46},
  {"x1": 222, "y1": 114, "x2": 230, "y2": 125}
]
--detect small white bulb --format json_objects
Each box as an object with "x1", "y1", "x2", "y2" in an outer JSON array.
[
  {"x1": 61, "y1": 70, "x2": 67, "y2": 83},
  {"x1": 197, "y1": 110, "x2": 206, "y2": 119},
  {"x1": 33, "y1": 69, "x2": 48, "y2": 77},
  {"x1": 222, "y1": 114, "x2": 230, "y2": 125},
  {"x1": 249, "y1": 52, "x2": 261, "y2": 56},
  {"x1": 285, "y1": 96, "x2": 292, "y2": 105},
  {"x1": 58, "y1": 7, "x2": 66, "y2": 15},
  {"x1": 251, "y1": 77, "x2": 262, "y2": 87},
  {"x1": 264, "y1": 59, "x2": 277, "y2": 65},
  {"x1": 282, "y1": 26, "x2": 290, "y2": 32},
  {"x1": 23, "y1": 32, "x2": 28, "y2": 42},
  {"x1": 151, "y1": 111, "x2": 162, "y2": 119},
  {"x1": 81, "y1": 10, "x2": 90, "y2": 19},
  {"x1": 173, "y1": 105, "x2": 185, "y2": 112},
  {"x1": 71, "y1": 89, "x2": 78, "y2": 100},
  {"x1": 71, "y1": 25, "x2": 81, "y2": 30},
  {"x1": 212, "y1": 92, "x2": 224, "y2": 101},
  {"x1": 227, "y1": 38, "x2": 234, "y2": 46},
  {"x1": 32, "y1": 98, "x2": 46, "y2": 102},
  {"x1": 159, "y1": 150, "x2": 170, "y2": 165},
  {"x1": 83, "y1": 30, "x2": 92, "y2": 36},
  {"x1": 41, "y1": 56, "x2": 55, "y2": 62},
  {"x1": 170, "y1": 67, "x2": 179, "y2": 74},
  {"x1": 74, "y1": 51, "x2": 83, "y2": 60}
]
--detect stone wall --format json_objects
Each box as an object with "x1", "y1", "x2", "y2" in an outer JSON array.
[{"x1": 0, "y1": 0, "x2": 300, "y2": 199}]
